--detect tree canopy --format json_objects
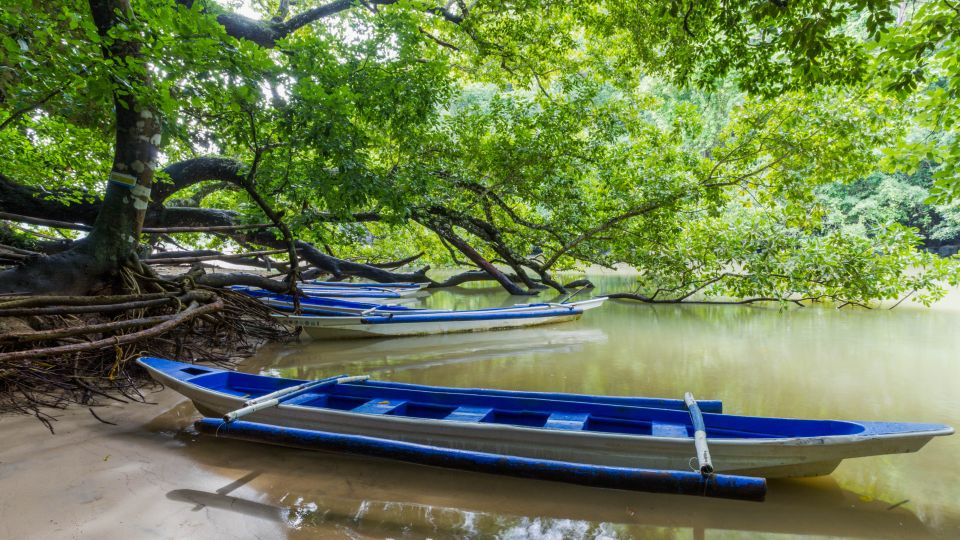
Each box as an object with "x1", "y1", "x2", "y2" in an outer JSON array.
[{"x1": 1, "y1": 0, "x2": 958, "y2": 306}]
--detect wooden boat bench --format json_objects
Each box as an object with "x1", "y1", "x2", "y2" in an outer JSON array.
[
  {"x1": 544, "y1": 412, "x2": 590, "y2": 431},
  {"x1": 444, "y1": 406, "x2": 492, "y2": 422},
  {"x1": 652, "y1": 422, "x2": 689, "y2": 438},
  {"x1": 352, "y1": 399, "x2": 406, "y2": 415}
]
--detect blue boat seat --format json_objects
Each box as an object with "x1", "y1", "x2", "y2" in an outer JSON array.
[
  {"x1": 444, "y1": 406, "x2": 492, "y2": 422},
  {"x1": 651, "y1": 422, "x2": 689, "y2": 438},
  {"x1": 352, "y1": 399, "x2": 405, "y2": 415},
  {"x1": 544, "y1": 412, "x2": 590, "y2": 431}
]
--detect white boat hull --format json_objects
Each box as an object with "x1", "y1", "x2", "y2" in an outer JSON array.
[
  {"x1": 143, "y1": 365, "x2": 945, "y2": 478},
  {"x1": 294, "y1": 311, "x2": 585, "y2": 338},
  {"x1": 299, "y1": 285, "x2": 422, "y2": 297}
]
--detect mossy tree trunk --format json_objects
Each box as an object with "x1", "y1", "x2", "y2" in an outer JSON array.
[{"x1": 0, "y1": 0, "x2": 159, "y2": 295}]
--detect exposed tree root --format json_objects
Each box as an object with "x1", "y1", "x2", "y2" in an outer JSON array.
[{"x1": 0, "y1": 264, "x2": 294, "y2": 423}]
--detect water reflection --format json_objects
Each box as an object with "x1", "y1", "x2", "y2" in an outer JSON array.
[
  {"x1": 162, "y1": 432, "x2": 938, "y2": 539},
  {"x1": 147, "y1": 277, "x2": 960, "y2": 538},
  {"x1": 247, "y1": 327, "x2": 608, "y2": 379}
]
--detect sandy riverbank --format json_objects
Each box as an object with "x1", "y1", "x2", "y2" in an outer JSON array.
[{"x1": 0, "y1": 389, "x2": 288, "y2": 540}]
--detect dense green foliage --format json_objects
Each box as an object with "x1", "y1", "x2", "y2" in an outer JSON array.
[
  {"x1": 874, "y1": 1, "x2": 960, "y2": 202},
  {"x1": 1, "y1": 0, "x2": 959, "y2": 305}
]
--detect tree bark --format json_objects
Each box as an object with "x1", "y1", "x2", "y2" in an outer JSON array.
[
  {"x1": 428, "y1": 223, "x2": 534, "y2": 295},
  {"x1": 294, "y1": 241, "x2": 430, "y2": 283},
  {"x1": 0, "y1": 0, "x2": 160, "y2": 294}
]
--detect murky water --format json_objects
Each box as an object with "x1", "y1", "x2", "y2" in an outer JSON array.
[{"x1": 167, "y1": 277, "x2": 960, "y2": 538}]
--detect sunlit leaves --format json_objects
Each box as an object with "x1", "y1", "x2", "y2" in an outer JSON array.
[{"x1": 873, "y1": 1, "x2": 960, "y2": 202}]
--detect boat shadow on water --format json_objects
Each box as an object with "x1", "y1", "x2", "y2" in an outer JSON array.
[{"x1": 145, "y1": 403, "x2": 947, "y2": 539}]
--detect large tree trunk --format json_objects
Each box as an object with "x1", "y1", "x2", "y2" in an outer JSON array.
[{"x1": 0, "y1": 0, "x2": 159, "y2": 295}]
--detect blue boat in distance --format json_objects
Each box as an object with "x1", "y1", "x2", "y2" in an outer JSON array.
[
  {"x1": 308, "y1": 280, "x2": 428, "y2": 290},
  {"x1": 229, "y1": 285, "x2": 415, "y2": 305},
  {"x1": 276, "y1": 297, "x2": 607, "y2": 338},
  {"x1": 139, "y1": 357, "x2": 952, "y2": 479},
  {"x1": 232, "y1": 288, "x2": 427, "y2": 315}
]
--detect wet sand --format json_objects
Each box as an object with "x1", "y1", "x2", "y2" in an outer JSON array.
[
  {"x1": 2, "y1": 280, "x2": 959, "y2": 538},
  {"x1": 0, "y1": 391, "x2": 287, "y2": 540}
]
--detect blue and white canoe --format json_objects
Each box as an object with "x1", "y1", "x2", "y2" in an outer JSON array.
[
  {"x1": 243, "y1": 290, "x2": 604, "y2": 318},
  {"x1": 300, "y1": 283, "x2": 423, "y2": 297},
  {"x1": 275, "y1": 297, "x2": 608, "y2": 338},
  {"x1": 138, "y1": 357, "x2": 953, "y2": 479},
  {"x1": 230, "y1": 285, "x2": 415, "y2": 305},
  {"x1": 309, "y1": 280, "x2": 429, "y2": 290},
  {"x1": 235, "y1": 290, "x2": 428, "y2": 316}
]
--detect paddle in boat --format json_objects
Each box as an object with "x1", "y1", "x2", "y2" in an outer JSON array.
[
  {"x1": 139, "y1": 357, "x2": 952, "y2": 485},
  {"x1": 274, "y1": 297, "x2": 608, "y2": 338}
]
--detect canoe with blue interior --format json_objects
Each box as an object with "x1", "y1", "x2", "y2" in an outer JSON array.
[
  {"x1": 300, "y1": 283, "x2": 423, "y2": 297},
  {"x1": 138, "y1": 357, "x2": 953, "y2": 478},
  {"x1": 308, "y1": 280, "x2": 429, "y2": 290},
  {"x1": 244, "y1": 289, "x2": 605, "y2": 319},
  {"x1": 234, "y1": 289, "x2": 429, "y2": 316},
  {"x1": 274, "y1": 297, "x2": 608, "y2": 338},
  {"x1": 229, "y1": 285, "x2": 414, "y2": 305}
]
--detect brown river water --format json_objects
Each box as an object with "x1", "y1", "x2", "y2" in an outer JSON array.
[{"x1": 1, "y1": 275, "x2": 959, "y2": 539}]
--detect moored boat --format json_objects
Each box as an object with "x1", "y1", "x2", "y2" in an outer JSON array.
[
  {"x1": 138, "y1": 357, "x2": 953, "y2": 479},
  {"x1": 230, "y1": 285, "x2": 415, "y2": 305},
  {"x1": 275, "y1": 297, "x2": 607, "y2": 338},
  {"x1": 299, "y1": 283, "x2": 423, "y2": 297},
  {"x1": 237, "y1": 291, "x2": 431, "y2": 316},
  {"x1": 308, "y1": 280, "x2": 429, "y2": 290},
  {"x1": 242, "y1": 289, "x2": 606, "y2": 319}
]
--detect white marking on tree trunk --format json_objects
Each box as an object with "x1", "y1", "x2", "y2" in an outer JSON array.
[{"x1": 131, "y1": 185, "x2": 151, "y2": 210}]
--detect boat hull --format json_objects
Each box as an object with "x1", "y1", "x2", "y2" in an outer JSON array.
[
  {"x1": 280, "y1": 298, "x2": 606, "y2": 338},
  {"x1": 299, "y1": 285, "x2": 422, "y2": 297},
  {"x1": 294, "y1": 311, "x2": 584, "y2": 338},
  {"x1": 140, "y1": 361, "x2": 949, "y2": 478},
  {"x1": 308, "y1": 281, "x2": 429, "y2": 290}
]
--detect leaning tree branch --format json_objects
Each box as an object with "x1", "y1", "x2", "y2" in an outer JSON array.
[
  {"x1": 143, "y1": 249, "x2": 288, "y2": 265},
  {"x1": 607, "y1": 293, "x2": 812, "y2": 307},
  {"x1": 194, "y1": 271, "x2": 297, "y2": 294},
  {"x1": 294, "y1": 240, "x2": 430, "y2": 283},
  {"x1": 363, "y1": 251, "x2": 426, "y2": 269},
  {"x1": 424, "y1": 220, "x2": 533, "y2": 295},
  {"x1": 178, "y1": 0, "x2": 463, "y2": 48}
]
